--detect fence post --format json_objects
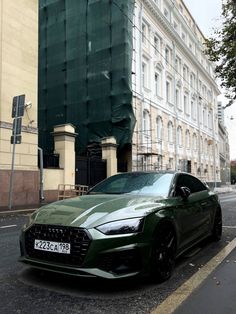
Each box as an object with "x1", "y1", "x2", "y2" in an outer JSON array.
[
  {"x1": 101, "y1": 137, "x2": 117, "y2": 177},
  {"x1": 52, "y1": 124, "x2": 77, "y2": 185}
]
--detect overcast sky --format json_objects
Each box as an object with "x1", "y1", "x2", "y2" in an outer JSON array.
[{"x1": 184, "y1": 0, "x2": 236, "y2": 160}]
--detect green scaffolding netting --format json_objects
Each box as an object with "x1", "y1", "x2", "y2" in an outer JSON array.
[{"x1": 38, "y1": 0, "x2": 135, "y2": 155}]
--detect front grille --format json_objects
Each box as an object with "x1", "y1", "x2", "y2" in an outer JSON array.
[{"x1": 24, "y1": 224, "x2": 91, "y2": 267}]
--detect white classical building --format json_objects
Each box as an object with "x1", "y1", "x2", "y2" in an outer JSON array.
[{"x1": 131, "y1": 0, "x2": 220, "y2": 185}]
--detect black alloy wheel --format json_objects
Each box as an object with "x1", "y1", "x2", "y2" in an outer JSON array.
[
  {"x1": 212, "y1": 207, "x2": 222, "y2": 241},
  {"x1": 151, "y1": 224, "x2": 177, "y2": 282}
]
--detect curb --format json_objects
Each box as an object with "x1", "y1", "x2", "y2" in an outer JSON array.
[{"x1": 0, "y1": 208, "x2": 37, "y2": 216}]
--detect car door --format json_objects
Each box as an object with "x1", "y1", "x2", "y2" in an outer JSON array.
[{"x1": 173, "y1": 174, "x2": 209, "y2": 251}]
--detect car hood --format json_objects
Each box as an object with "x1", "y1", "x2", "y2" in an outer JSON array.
[{"x1": 31, "y1": 194, "x2": 168, "y2": 229}]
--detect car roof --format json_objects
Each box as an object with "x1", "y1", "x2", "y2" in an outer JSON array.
[{"x1": 117, "y1": 171, "x2": 178, "y2": 175}]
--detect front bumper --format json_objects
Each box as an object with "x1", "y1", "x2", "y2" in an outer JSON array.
[
  {"x1": 19, "y1": 224, "x2": 151, "y2": 279},
  {"x1": 19, "y1": 245, "x2": 142, "y2": 279}
]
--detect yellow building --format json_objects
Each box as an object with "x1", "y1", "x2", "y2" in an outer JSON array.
[{"x1": 0, "y1": 0, "x2": 38, "y2": 208}]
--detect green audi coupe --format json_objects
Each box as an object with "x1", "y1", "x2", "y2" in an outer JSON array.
[{"x1": 19, "y1": 171, "x2": 222, "y2": 281}]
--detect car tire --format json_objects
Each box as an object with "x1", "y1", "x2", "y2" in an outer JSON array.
[
  {"x1": 212, "y1": 207, "x2": 222, "y2": 242},
  {"x1": 150, "y1": 223, "x2": 177, "y2": 282}
]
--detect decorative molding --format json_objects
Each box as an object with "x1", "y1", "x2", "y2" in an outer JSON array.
[{"x1": 154, "y1": 60, "x2": 164, "y2": 70}]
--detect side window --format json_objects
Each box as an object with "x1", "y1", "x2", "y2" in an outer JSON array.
[
  {"x1": 175, "y1": 175, "x2": 191, "y2": 196},
  {"x1": 190, "y1": 176, "x2": 207, "y2": 193},
  {"x1": 175, "y1": 174, "x2": 207, "y2": 195}
]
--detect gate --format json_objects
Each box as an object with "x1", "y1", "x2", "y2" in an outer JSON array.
[{"x1": 75, "y1": 156, "x2": 107, "y2": 187}]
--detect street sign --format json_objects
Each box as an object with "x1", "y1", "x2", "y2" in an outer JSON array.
[
  {"x1": 11, "y1": 135, "x2": 22, "y2": 144},
  {"x1": 12, "y1": 117, "x2": 22, "y2": 135},
  {"x1": 9, "y1": 94, "x2": 26, "y2": 209},
  {"x1": 11, "y1": 94, "x2": 25, "y2": 118}
]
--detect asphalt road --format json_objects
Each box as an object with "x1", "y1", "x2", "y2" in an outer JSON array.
[{"x1": 0, "y1": 192, "x2": 236, "y2": 314}]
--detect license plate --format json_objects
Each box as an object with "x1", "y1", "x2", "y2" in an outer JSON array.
[{"x1": 34, "y1": 239, "x2": 71, "y2": 254}]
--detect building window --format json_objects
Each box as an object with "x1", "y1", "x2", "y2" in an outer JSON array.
[
  {"x1": 183, "y1": 66, "x2": 186, "y2": 80},
  {"x1": 154, "y1": 36, "x2": 159, "y2": 55},
  {"x1": 166, "y1": 78, "x2": 172, "y2": 103},
  {"x1": 184, "y1": 93, "x2": 189, "y2": 115},
  {"x1": 176, "y1": 88, "x2": 181, "y2": 109},
  {"x1": 156, "y1": 116, "x2": 163, "y2": 140},
  {"x1": 191, "y1": 100, "x2": 196, "y2": 120},
  {"x1": 200, "y1": 136, "x2": 203, "y2": 152},
  {"x1": 204, "y1": 138, "x2": 208, "y2": 154},
  {"x1": 175, "y1": 56, "x2": 181, "y2": 72},
  {"x1": 202, "y1": 85, "x2": 206, "y2": 98},
  {"x1": 190, "y1": 73, "x2": 195, "y2": 88},
  {"x1": 177, "y1": 126, "x2": 183, "y2": 146},
  {"x1": 168, "y1": 121, "x2": 173, "y2": 143},
  {"x1": 199, "y1": 103, "x2": 202, "y2": 124},
  {"x1": 142, "y1": 61, "x2": 149, "y2": 88},
  {"x1": 208, "y1": 110, "x2": 213, "y2": 129},
  {"x1": 183, "y1": 65, "x2": 189, "y2": 82},
  {"x1": 155, "y1": 72, "x2": 161, "y2": 96},
  {"x1": 143, "y1": 110, "x2": 151, "y2": 138},
  {"x1": 164, "y1": 7, "x2": 170, "y2": 20},
  {"x1": 193, "y1": 133, "x2": 197, "y2": 150},
  {"x1": 186, "y1": 130, "x2": 190, "y2": 148},
  {"x1": 165, "y1": 47, "x2": 172, "y2": 65},
  {"x1": 142, "y1": 23, "x2": 147, "y2": 45},
  {"x1": 173, "y1": 20, "x2": 179, "y2": 33},
  {"x1": 203, "y1": 108, "x2": 207, "y2": 127}
]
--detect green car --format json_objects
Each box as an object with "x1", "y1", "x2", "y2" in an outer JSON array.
[{"x1": 19, "y1": 171, "x2": 222, "y2": 281}]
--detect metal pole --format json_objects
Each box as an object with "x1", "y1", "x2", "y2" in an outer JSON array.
[
  {"x1": 38, "y1": 147, "x2": 44, "y2": 202},
  {"x1": 8, "y1": 97, "x2": 19, "y2": 209}
]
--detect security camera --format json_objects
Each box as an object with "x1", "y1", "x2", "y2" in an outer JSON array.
[{"x1": 25, "y1": 101, "x2": 32, "y2": 109}]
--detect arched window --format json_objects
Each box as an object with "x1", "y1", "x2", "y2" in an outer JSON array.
[
  {"x1": 205, "y1": 138, "x2": 208, "y2": 154},
  {"x1": 185, "y1": 130, "x2": 190, "y2": 148},
  {"x1": 168, "y1": 121, "x2": 173, "y2": 143},
  {"x1": 156, "y1": 116, "x2": 163, "y2": 140},
  {"x1": 143, "y1": 110, "x2": 150, "y2": 137},
  {"x1": 177, "y1": 126, "x2": 182, "y2": 146},
  {"x1": 200, "y1": 136, "x2": 203, "y2": 152},
  {"x1": 193, "y1": 133, "x2": 197, "y2": 150}
]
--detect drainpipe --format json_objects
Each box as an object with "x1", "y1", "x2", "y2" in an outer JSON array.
[
  {"x1": 172, "y1": 40, "x2": 178, "y2": 171},
  {"x1": 139, "y1": 2, "x2": 144, "y2": 170},
  {"x1": 38, "y1": 147, "x2": 44, "y2": 202}
]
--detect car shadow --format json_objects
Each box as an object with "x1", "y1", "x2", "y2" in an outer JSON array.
[{"x1": 18, "y1": 236, "x2": 225, "y2": 298}]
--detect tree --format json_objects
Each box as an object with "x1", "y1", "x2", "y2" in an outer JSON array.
[
  {"x1": 204, "y1": 0, "x2": 236, "y2": 108},
  {"x1": 231, "y1": 160, "x2": 236, "y2": 183}
]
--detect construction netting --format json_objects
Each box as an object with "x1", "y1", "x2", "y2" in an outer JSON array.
[{"x1": 38, "y1": 0, "x2": 135, "y2": 155}]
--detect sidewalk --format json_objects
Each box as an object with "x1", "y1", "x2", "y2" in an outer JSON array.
[
  {"x1": 174, "y1": 244, "x2": 236, "y2": 314},
  {"x1": 214, "y1": 184, "x2": 236, "y2": 194}
]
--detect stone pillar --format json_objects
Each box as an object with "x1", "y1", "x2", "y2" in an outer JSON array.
[
  {"x1": 101, "y1": 137, "x2": 117, "y2": 177},
  {"x1": 52, "y1": 124, "x2": 77, "y2": 185}
]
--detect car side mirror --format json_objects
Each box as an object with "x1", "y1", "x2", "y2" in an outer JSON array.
[{"x1": 179, "y1": 186, "x2": 191, "y2": 200}]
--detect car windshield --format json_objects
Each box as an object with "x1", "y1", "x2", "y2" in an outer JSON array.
[{"x1": 89, "y1": 172, "x2": 174, "y2": 197}]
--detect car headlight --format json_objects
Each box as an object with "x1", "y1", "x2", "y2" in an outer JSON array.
[{"x1": 96, "y1": 218, "x2": 144, "y2": 235}]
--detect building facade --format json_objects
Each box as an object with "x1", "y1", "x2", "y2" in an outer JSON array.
[
  {"x1": 0, "y1": 0, "x2": 38, "y2": 207},
  {"x1": 131, "y1": 0, "x2": 221, "y2": 186},
  {"x1": 38, "y1": 0, "x2": 222, "y2": 188}
]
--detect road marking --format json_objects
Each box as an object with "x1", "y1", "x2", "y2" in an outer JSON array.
[
  {"x1": 0, "y1": 224, "x2": 17, "y2": 229},
  {"x1": 150, "y1": 238, "x2": 236, "y2": 314},
  {"x1": 223, "y1": 225, "x2": 236, "y2": 229}
]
